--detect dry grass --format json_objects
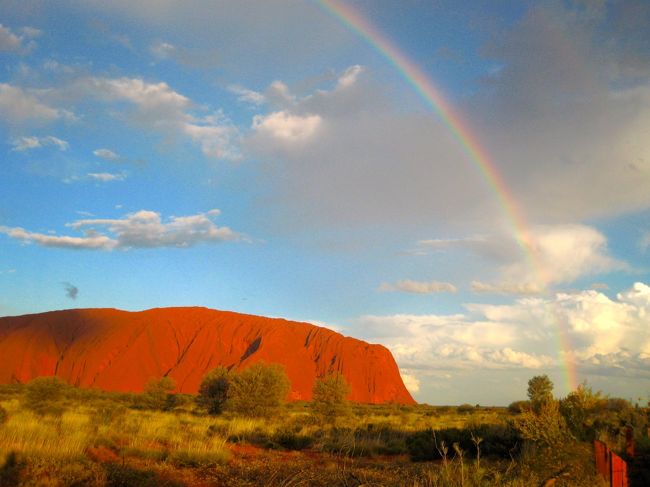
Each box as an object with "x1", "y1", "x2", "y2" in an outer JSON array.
[{"x1": 0, "y1": 386, "x2": 604, "y2": 486}]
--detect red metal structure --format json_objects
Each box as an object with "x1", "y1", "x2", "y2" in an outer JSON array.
[{"x1": 594, "y1": 440, "x2": 629, "y2": 487}]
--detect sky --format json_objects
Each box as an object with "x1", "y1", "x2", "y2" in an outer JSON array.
[{"x1": 1, "y1": 0, "x2": 649, "y2": 406}]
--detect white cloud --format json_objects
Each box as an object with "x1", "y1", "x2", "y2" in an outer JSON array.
[
  {"x1": 336, "y1": 65, "x2": 363, "y2": 90},
  {"x1": 380, "y1": 279, "x2": 458, "y2": 294},
  {"x1": 521, "y1": 225, "x2": 627, "y2": 285},
  {"x1": 150, "y1": 40, "x2": 176, "y2": 60},
  {"x1": 84, "y1": 77, "x2": 240, "y2": 160},
  {"x1": 471, "y1": 281, "x2": 544, "y2": 295},
  {"x1": 0, "y1": 226, "x2": 115, "y2": 250},
  {"x1": 355, "y1": 283, "x2": 650, "y2": 381},
  {"x1": 399, "y1": 370, "x2": 420, "y2": 393},
  {"x1": 617, "y1": 281, "x2": 650, "y2": 310},
  {"x1": 266, "y1": 81, "x2": 297, "y2": 106},
  {"x1": 228, "y1": 85, "x2": 265, "y2": 106},
  {"x1": 11, "y1": 135, "x2": 69, "y2": 152},
  {"x1": 0, "y1": 209, "x2": 243, "y2": 250},
  {"x1": 93, "y1": 148, "x2": 119, "y2": 160},
  {"x1": 260, "y1": 65, "x2": 363, "y2": 112},
  {"x1": 356, "y1": 310, "x2": 550, "y2": 373},
  {"x1": 0, "y1": 83, "x2": 73, "y2": 123},
  {"x1": 419, "y1": 225, "x2": 626, "y2": 294},
  {"x1": 243, "y1": 69, "x2": 498, "y2": 228},
  {"x1": 245, "y1": 65, "x2": 366, "y2": 153},
  {"x1": 0, "y1": 24, "x2": 21, "y2": 52},
  {"x1": 251, "y1": 110, "x2": 321, "y2": 141},
  {"x1": 0, "y1": 24, "x2": 40, "y2": 54},
  {"x1": 87, "y1": 77, "x2": 191, "y2": 121},
  {"x1": 87, "y1": 172, "x2": 125, "y2": 182},
  {"x1": 183, "y1": 113, "x2": 241, "y2": 160}
]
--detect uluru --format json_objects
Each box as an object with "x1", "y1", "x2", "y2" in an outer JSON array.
[{"x1": 0, "y1": 307, "x2": 415, "y2": 404}]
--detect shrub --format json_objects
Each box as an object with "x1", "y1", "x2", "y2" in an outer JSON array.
[
  {"x1": 311, "y1": 373, "x2": 351, "y2": 424},
  {"x1": 457, "y1": 403, "x2": 474, "y2": 414},
  {"x1": 406, "y1": 429, "x2": 439, "y2": 461},
  {"x1": 227, "y1": 362, "x2": 291, "y2": 417},
  {"x1": 197, "y1": 366, "x2": 230, "y2": 415},
  {"x1": 23, "y1": 376, "x2": 70, "y2": 416},
  {"x1": 0, "y1": 405, "x2": 7, "y2": 425},
  {"x1": 514, "y1": 399, "x2": 571, "y2": 449},
  {"x1": 559, "y1": 383, "x2": 605, "y2": 441},
  {"x1": 559, "y1": 385, "x2": 648, "y2": 443},
  {"x1": 141, "y1": 376, "x2": 177, "y2": 411},
  {"x1": 508, "y1": 400, "x2": 531, "y2": 414}
]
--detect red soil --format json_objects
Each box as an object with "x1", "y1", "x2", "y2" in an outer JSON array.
[{"x1": 0, "y1": 307, "x2": 415, "y2": 404}]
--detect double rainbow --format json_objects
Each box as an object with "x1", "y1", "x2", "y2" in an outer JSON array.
[{"x1": 317, "y1": 0, "x2": 578, "y2": 392}]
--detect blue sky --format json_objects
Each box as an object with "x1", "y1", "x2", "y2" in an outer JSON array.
[{"x1": 1, "y1": 0, "x2": 649, "y2": 405}]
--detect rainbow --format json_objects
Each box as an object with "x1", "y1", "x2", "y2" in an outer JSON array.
[{"x1": 317, "y1": 0, "x2": 578, "y2": 392}]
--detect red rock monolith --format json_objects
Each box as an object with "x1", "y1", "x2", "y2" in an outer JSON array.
[{"x1": 0, "y1": 307, "x2": 415, "y2": 404}]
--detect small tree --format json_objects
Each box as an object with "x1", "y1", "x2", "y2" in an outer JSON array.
[
  {"x1": 311, "y1": 373, "x2": 350, "y2": 424},
  {"x1": 142, "y1": 376, "x2": 176, "y2": 411},
  {"x1": 227, "y1": 362, "x2": 290, "y2": 417},
  {"x1": 527, "y1": 375, "x2": 554, "y2": 413},
  {"x1": 197, "y1": 366, "x2": 230, "y2": 415}
]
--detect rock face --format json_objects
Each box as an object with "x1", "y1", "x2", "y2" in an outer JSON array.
[{"x1": 0, "y1": 307, "x2": 415, "y2": 404}]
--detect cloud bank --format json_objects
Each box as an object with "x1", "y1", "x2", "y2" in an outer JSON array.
[
  {"x1": 0, "y1": 209, "x2": 243, "y2": 250},
  {"x1": 357, "y1": 283, "x2": 650, "y2": 382}
]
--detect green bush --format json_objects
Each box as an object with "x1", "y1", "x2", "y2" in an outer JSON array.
[
  {"x1": 23, "y1": 376, "x2": 70, "y2": 416},
  {"x1": 227, "y1": 362, "x2": 291, "y2": 417},
  {"x1": 311, "y1": 373, "x2": 351, "y2": 424},
  {"x1": 141, "y1": 376, "x2": 177, "y2": 411},
  {"x1": 197, "y1": 366, "x2": 230, "y2": 415}
]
